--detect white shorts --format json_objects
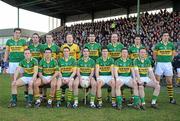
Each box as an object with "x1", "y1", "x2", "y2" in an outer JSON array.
[
  {"x1": 140, "y1": 77, "x2": 152, "y2": 83},
  {"x1": 177, "y1": 68, "x2": 180, "y2": 73},
  {"x1": 155, "y1": 62, "x2": 173, "y2": 76},
  {"x1": 117, "y1": 76, "x2": 132, "y2": 86},
  {"x1": 177, "y1": 68, "x2": 180, "y2": 77},
  {"x1": 8, "y1": 62, "x2": 23, "y2": 74},
  {"x1": 20, "y1": 77, "x2": 33, "y2": 84},
  {"x1": 43, "y1": 76, "x2": 52, "y2": 80},
  {"x1": 98, "y1": 76, "x2": 113, "y2": 84},
  {"x1": 81, "y1": 76, "x2": 89, "y2": 80}
]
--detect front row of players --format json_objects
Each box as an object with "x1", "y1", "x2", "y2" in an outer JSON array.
[{"x1": 8, "y1": 46, "x2": 160, "y2": 110}]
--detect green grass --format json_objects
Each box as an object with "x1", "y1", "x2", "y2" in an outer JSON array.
[{"x1": 0, "y1": 74, "x2": 180, "y2": 121}]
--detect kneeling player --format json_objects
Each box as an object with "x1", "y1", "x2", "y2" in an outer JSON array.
[
  {"x1": 134, "y1": 48, "x2": 160, "y2": 109},
  {"x1": 96, "y1": 46, "x2": 116, "y2": 108},
  {"x1": 114, "y1": 48, "x2": 139, "y2": 110},
  {"x1": 34, "y1": 48, "x2": 59, "y2": 108},
  {"x1": 56, "y1": 47, "x2": 76, "y2": 108},
  {"x1": 8, "y1": 49, "x2": 38, "y2": 108},
  {"x1": 73, "y1": 48, "x2": 97, "y2": 108}
]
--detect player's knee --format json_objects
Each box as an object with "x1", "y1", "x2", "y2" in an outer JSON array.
[
  {"x1": 138, "y1": 85, "x2": 144, "y2": 91},
  {"x1": 111, "y1": 81, "x2": 115, "y2": 88},
  {"x1": 73, "y1": 82, "x2": 79, "y2": 88},
  {"x1": 11, "y1": 81, "x2": 17, "y2": 87},
  {"x1": 91, "y1": 81, "x2": 96, "y2": 89},
  {"x1": 68, "y1": 82, "x2": 73, "y2": 89},
  {"x1": 97, "y1": 81, "x2": 102, "y2": 88},
  {"x1": 28, "y1": 82, "x2": 33, "y2": 88},
  {"x1": 34, "y1": 81, "x2": 39, "y2": 87},
  {"x1": 155, "y1": 84, "x2": 160, "y2": 91},
  {"x1": 115, "y1": 81, "x2": 121, "y2": 89}
]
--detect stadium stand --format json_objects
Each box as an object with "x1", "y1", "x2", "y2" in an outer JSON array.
[{"x1": 50, "y1": 10, "x2": 179, "y2": 57}]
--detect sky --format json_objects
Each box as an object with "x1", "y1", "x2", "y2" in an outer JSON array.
[
  {"x1": 0, "y1": 1, "x2": 58, "y2": 33},
  {"x1": 0, "y1": 1, "x2": 173, "y2": 32}
]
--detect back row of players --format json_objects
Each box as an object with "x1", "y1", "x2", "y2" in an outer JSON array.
[{"x1": 4, "y1": 28, "x2": 177, "y2": 109}]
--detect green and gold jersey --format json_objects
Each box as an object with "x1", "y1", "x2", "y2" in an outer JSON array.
[
  {"x1": 96, "y1": 57, "x2": 114, "y2": 76},
  {"x1": 28, "y1": 43, "x2": 43, "y2": 61},
  {"x1": 19, "y1": 58, "x2": 38, "y2": 77},
  {"x1": 6, "y1": 38, "x2": 27, "y2": 62},
  {"x1": 60, "y1": 43, "x2": 80, "y2": 60},
  {"x1": 39, "y1": 58, "x2": 59, "y2": 76},
  {"x1": 77, "y1": 57, "x2": 95, "y2": 76},
  {"x1": 84, "y1": 42, "x2": 101, "y2": 60},
  {"x1": 115, "y1": 58, "x2": 132, "y2": 77},
  {"x1": 107, "y1": 42, "x2": 124, "y2": 60},
  {"x1": 42, "y1": 43, "x2": 60, "y2": 59},
  {"x1": 128, "y1": 44, "x2": 144, "y2": 59},
  {"x1": 58, "y1": 57, "x2": 76, "y2": 77},
  {"x1": 133, "y1": 58, "x2": 151, "y2": 77},
  {"x1": 154, "y1": 41, "x2": 175, "y2": 62}
]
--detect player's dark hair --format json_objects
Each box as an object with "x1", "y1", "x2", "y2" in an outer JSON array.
[
  {"x1": 83, "y1": 47, "x2": 89, "y2": 51},
  {"x1": 89, "y1": 32, "x2": 95, "y2": 37},
  {"x1": 101, "y1": 46, "x2": 108, "y2": 51},
  {"x1": 14, "y1": 28, "x2": 21, "y2": 33},
  {"x1": 24, "y1": 48, "x2": 30, "y2": 52},
  {"x1": 139, "y1": 47, "x2": 146, "y2": 51},
  {"x1": 121, "y1": 48, "x2": 128, "y2": 52},
  {"x1": 32, "y1": 33, "x2": 40, "y2": 38},
  {"x1": 44, "y1": 48, "x2": 52, "y2": 53},
  {"x1": 135, "y1": 35, "x2": 141, "y2": 39},
  {"x1": 63, "y1": 47, "x2": 70, "y2": 51},
  {"x1": 46, "y1": 33, "x2": 53, "y2": 37}
]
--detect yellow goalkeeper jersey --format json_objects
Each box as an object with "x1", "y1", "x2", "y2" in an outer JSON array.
[{"x1": 60, "y1": 43, "x2": 80, "y2": 60}]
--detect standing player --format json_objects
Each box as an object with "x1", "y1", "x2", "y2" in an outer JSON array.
[
  {"x1": 3, "y1": 28, "x2": 27, "y2": 76},
  {"x1": 42, "y1": 33, "x2": 59, "y2": 59},
  {"x1": 96, "y1": 46, "x2": 116, "y2": 108},
  {"x1": 153, "y1": 32, "x2": 176, "y2": 104},
  {"x1": 34, "y1": 48, "x2": 59, "y2": 108},
  {"x1": 60, "y1": 33, "x2": 80, "y2": 101},
  {"x1": 107, "y1": 33, "x2": 124, "y2": 101},
  {"x1": 114, "y1": 48, "x2": 140, "y2": 110},
  {"x1": 41, "y1": 33, "x2": 59, "y2": 100},
  {"x1": 28, "y1": 33, "x2": 43, "y2": 62},
  {"x1": 73, "y1": 48, "x2": 97, "y2": 108},
  {"x1": 60, "y1": 33, "x2": 80, "y2": 60},
  {"x1": 107, "y1": 33, "x2": 124, "y2": 60},
  {"x1": 134, "y1": 48, "x2": 160, "y2": 109},
  {"x1": 56, "y1": 47, "x2": 76, "y2": 108},
  {"x1": 8, "y1": 49, "x2": 38, "y2": 108},
  {"x1": 173, "y1": 50, "x2": 180, "y2": 86},
  {"x1": 84, "y1": 33, "x2": 101, "y2": 60},
  {"x1": 128, "y1": 35, "x2": 144, "y2": 60}
]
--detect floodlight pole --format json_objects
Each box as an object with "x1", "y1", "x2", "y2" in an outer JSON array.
[
  {"x1": 17, "y1": 7, "x2": 20, "y2": 28},
  {"x1": 136, "y1": 0, "x2": 140, "y2": 35}
]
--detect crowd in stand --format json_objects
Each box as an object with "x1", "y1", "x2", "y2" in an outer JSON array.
[{"x1": 50, "y1": 10, "x2": 179, "y2": 56}]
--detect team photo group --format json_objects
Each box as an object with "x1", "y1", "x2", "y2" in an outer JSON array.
[{"x1": 3, "y1": 27, "x2": 178, "y2": 110}]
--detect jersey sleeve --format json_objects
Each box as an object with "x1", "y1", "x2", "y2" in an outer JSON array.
[
  {"x1": 38, "y1": 60, "x2": 43, "y2": 72},
  {"x1": 76, "y1": 45, "x2": 80, "y2": 59},
  {"x1": 19, "y1": 60, "x2": 23, "y2": 67},
  {"x1": 96, "y1": 58, "x2": 100, "y2": 65},
  {"x1": 54, "y1": 60, "x2": 59, "y2": 71},
  {"x1": 91, "y1": 59, "x2": 95, "y2": 68},
  {"x1": 153, "y1": 43, "x2": 159, "y2": 53},
  {"x1": 33, "y1": 58, "x2": 38, "y2": 66},
  {"x1": 111, "y1": 58, "x2": 115, "y2": 65}
]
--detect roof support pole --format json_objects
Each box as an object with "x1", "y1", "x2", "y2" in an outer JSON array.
[
  {"x1": 91, "y1": 10, "x2": 94, "y2": 23},
  {"x1": 136, "y1": 0, "x2": 140, "y2": 35},
  {"x1": 17, "y1": 7, "x2": 20, "y2": 28},
  {"x1": 127, "y1": 6, "x2": 130, "y2": 18},
  {"x1": 60, "y1": 16, "x2": 66, "y2": 26}
]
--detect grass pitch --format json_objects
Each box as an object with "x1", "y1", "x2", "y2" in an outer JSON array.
[{"x1": 0, "y1": 74, "x2": 180, "y2": 121}]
